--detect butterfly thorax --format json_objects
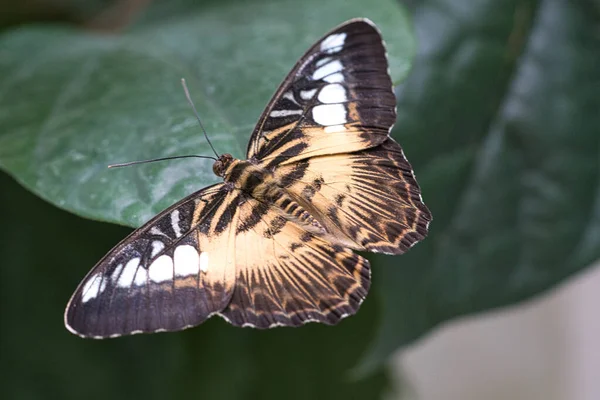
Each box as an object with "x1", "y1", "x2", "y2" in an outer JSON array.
[
  {"x1": 215, "y1": 155, "x2": 326, "y2": 233},
  {"x1": 215, "y1": 154, "x2": 277, "y2": 198},
  {"x1": 220, "y1": 156, "x2": 273, "y2": 196}
]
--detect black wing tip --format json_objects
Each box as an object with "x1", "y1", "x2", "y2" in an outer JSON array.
[
  {"x1": 335, "y1": 17, "x2": 378, "y2": 29},
  {"x1": 328, "y1": 18, "x2": 384, "y2": 43},
  {"x1": 64, "y1": 292, "x2": 215, "y2": 339}
]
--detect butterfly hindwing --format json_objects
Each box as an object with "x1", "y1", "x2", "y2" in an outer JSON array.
[
  {"x1": 65, "y1": 183, "x2": 239, "y2": 338},
  {"x1": 219, "y1": 196, "x2": 370, "y2": 328},
  {"x1": 247, "y1": 19, "x2": 396, "y2": 166},
  {"x1": 273, "y1": 138, "x2": 431, "y2": 254}
]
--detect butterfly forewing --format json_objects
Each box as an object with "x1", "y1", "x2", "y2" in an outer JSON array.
[
  {"x1": 65, "y1": 184, "x2": 238, "y2": 337},
  {"x1": 247, "y1": 19, "x2": 396, "y2": 166}
]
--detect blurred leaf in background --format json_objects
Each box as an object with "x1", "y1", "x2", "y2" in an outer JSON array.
[
  {"x1": 0, "y1": 0, "x2": 116, "y2": 29},
  {"x1": 0, "y1": 0, "x2": 599, "y2": 399}
]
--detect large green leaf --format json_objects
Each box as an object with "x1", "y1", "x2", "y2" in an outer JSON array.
[
  {"x1": 358, "y1": 0, "x2": 600, "y2": 372},
  {"x1": 0, "y1": 0, "x2": 413, "y2": 227}
]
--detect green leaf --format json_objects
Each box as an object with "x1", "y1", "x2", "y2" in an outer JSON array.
[
  {"x1": 358, "y1": 0, "x2": 600, "y2": 373},
  {"x1": 0, "y1": 0, "x2": 413, "y2": 227}
]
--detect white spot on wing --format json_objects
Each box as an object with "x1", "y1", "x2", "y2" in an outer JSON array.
[
  {"x1": 320, "y1": 33, "x2": 347, "y2": 54},
  {"x1": 282, "y1": 91, "x2": 299, "y2": 105},
  {"x1": 312, "y1": 104, "x2": 347, "y2": 126},
  {"x1": 324, "y1": 124, "x2": 346, "y2": 133},
  {"x1": 324, "y1": 73, "x2": 344, "y2": 83},
  {"x1": 269, "y1": 109, "x2": 303, "y2": 117},
  {"x1": 171, "y1": 210, "x2": 182, "y2": 238},
  {"x1": 318, "y1": 83, "x2": 347, "y2": 104},
  {"x1": 316, "y1": 57, "x2": 331, "y2": 67},
  {"x1": 150, "y1": 227, "x2": 168, "y2": 238},
  {"x1": 312, "y1": 60, "x2": 343, "y2": 81},
  {"x1": 200, "y1": 252, "x2": 209, "y2": 273},
  {"x1": 300, "y1": 89, "x2": 317, "y2": 100},
  {"x1": 151, "y1": 241, "x2": 165, "y2": 257},
  {"x1": 81, "y1": 273, "x2": 106, "y2": 303},
  {"x1": 117, "y1": 257, "x2": 140, "y2": 288},
  {"x1": 133, "y1": 265, "x2": 148, "y2": 286},
  {"x1": 174, "y1": 245, "x2": 200, "y2": 277},
  {"x1": 111, "y1": 264, "x2": 123, "y2": 283},
  {"x1": 148, "y1": 255, "x2": 173, "y2": 283}
]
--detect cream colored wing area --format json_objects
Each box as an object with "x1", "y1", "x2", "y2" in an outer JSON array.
[
  {"x1": 274, "y1": 139, "x2": 432, "y2": 255},
  {"x1": 257, "y1": 122, "x2": 385, "y2": 169},
  {"x1": 218, "y1": 196, "x2": 370, "y2": 328},
  {"x1": 192, "y1": 195, "x2": 239, "y2": 316}
]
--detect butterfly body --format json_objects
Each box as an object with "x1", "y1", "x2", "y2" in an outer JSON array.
[
  {"x1": 65, "y1": 18, "x2": 431, "y2": 338},
  {"x1": 221, "y1": 156, "x2": 271, "y2": 194}
]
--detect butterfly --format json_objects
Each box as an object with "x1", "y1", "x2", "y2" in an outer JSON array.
[{"x1": 64, "y1": 18, "x2": 431, "y2": 338}]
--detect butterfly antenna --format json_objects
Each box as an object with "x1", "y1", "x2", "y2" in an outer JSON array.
[
  {"x1": 181, "y1": 78, "x2": 220, "y2": 159},
  {"x1": 108, "y1": 155, "x2": 217, "y2": 169}
]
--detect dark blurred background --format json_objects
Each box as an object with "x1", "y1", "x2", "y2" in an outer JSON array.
[{"x1": 1, "y1": 0, "x2": 598, "y2": 399}]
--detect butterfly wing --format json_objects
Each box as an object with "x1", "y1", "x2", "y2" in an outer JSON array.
[
  {"x1": 65, "y1": 183, "x2": 370, "y2": 336},
  {"x1": 219, "y1": 195, "x2": 370, "y2": 328},
  {"x1": 273, "y1": 138, "x2": 432, "y2": 255},
  {"x1": 65, "y1": 183, "x2": 240, "y2": 338},
  {"x1": 246, "y1": 19, "x2": 396, "y2": 166}
]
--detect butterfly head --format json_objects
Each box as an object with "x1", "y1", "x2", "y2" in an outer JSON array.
[{"x1": 212, "y1": 153, "x2": 234, "y2": 177}]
